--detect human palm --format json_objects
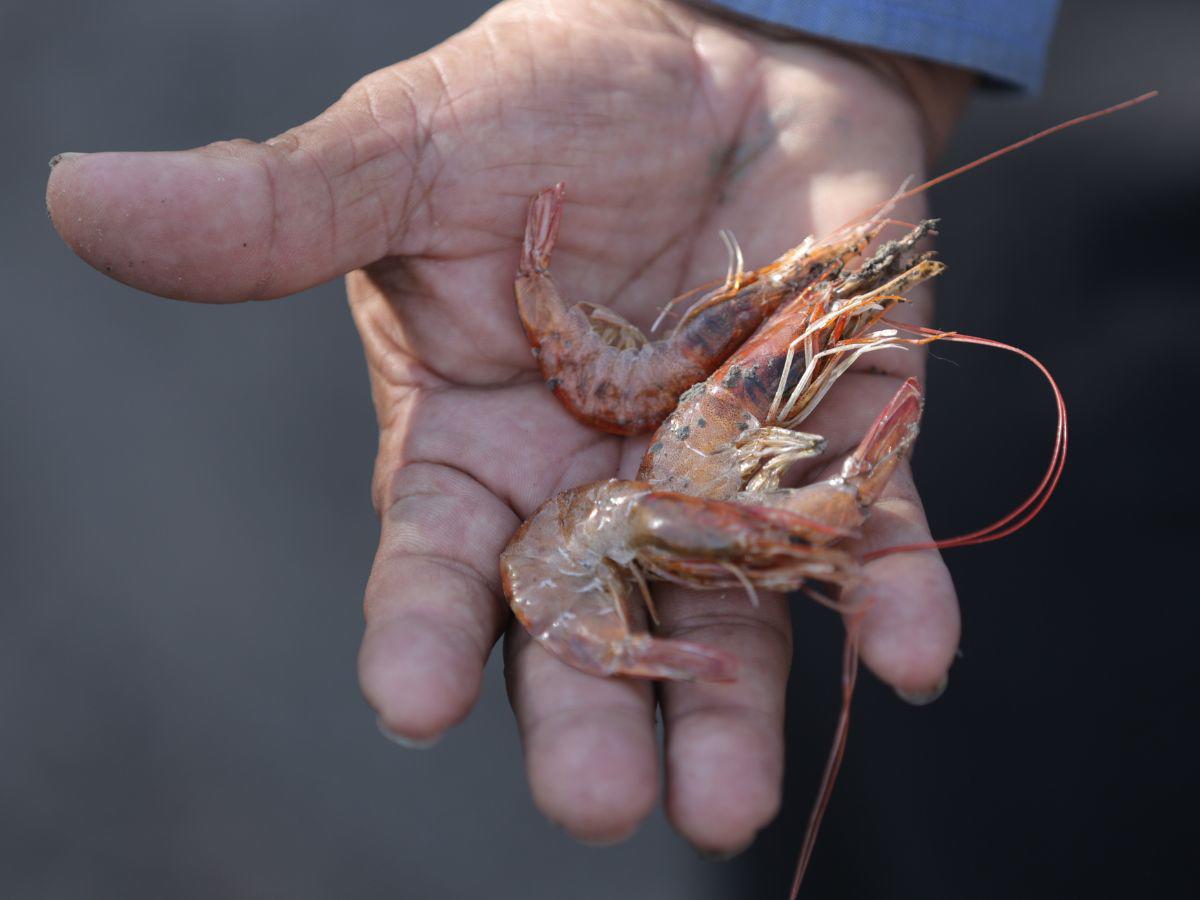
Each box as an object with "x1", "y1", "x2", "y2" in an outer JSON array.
[{"x1": 49, "y1": 0, "x2": 961, "y2": 853}]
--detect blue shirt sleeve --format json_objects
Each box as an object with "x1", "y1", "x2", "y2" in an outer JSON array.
[{"x1": 703, "y1": 1, "x2": 1060, "y2": 92}]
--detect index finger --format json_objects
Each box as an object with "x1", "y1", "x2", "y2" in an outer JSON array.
[{"x1": 359, "y1": 461, "x2": 515, "y2": 743}]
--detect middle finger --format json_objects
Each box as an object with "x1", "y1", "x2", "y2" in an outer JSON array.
[
  {"x1": 504, "y1": 624, "x2": 659, "y2": 844},
  {"x1": 656, "y1": 585, "x2": 793, "y2": 855}
]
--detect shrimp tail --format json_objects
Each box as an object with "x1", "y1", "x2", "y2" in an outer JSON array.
[
  {"x1": 841, "y1": 376, "x2": 924, "y2": 507},
  {"x1": 519, "y1": 182, "x2": 565, "y2": 275},
  {"x1": 609, "y1": 634, "x2": 739, "y2": 682}
]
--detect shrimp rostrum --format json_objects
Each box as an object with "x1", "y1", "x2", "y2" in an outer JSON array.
[{"x1": 502, "y1": 184, "x2": 943, "y2": 681}]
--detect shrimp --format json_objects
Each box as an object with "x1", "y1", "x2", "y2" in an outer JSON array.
[
  {"x1": 515, "y1": 182, "x2": 892, "y2": 435},
  {"x1": 502, "y1": 193, "x2": 942, "y2": 679}
]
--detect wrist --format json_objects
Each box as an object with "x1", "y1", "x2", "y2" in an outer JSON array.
[{"x1": 679, "y1": 1, "x2": 975, "y2": 158}]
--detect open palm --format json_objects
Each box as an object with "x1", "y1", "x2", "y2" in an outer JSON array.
[{"x1": 48, "y1": 0, "x2": 961, "y2": 854}]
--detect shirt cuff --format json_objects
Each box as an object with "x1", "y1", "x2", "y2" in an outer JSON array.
[{"x1": 702, "y1": 1, "x2": 1060, "y2": 92}]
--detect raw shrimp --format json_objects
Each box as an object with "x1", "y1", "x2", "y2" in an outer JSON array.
[
  {"x1": 515, "y1": 182, "x2": 892, "y2": 435},
  {"x1": 502, "y1": 189, "x2": 942, "y2": 679}
]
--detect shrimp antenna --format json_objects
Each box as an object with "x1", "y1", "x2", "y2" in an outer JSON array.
[
  {"x1": 841, "y1": 91, "x2": 1158, "y2": 229},
  {"x1": 719, "y1": 228, "x2": 746, "y2": 291},
  {"x1": 789, "y1": 614, "x2": 863, "y2": 900},
  {"x1": 864, "y1": 323, "x2": 1067, "y2": 560}
]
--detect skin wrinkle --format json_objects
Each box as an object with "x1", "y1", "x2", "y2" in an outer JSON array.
[
  {"x1": 663, "y1": 42, "x2": 763, "y2": 297},
  {"x1": 597, "y1": 219, "x2": 698, "y2": 310},
  {"x1": 664, "y1": 700, "x2": 781, "y2": 737},
  {"x1": 659, "y1": 609, "x2": 792, "y2": 655},
  {"x1": 368, "y1": 550, "x2": 507, "y2": 623},
  {"x1": 377, "y1": 451, "x2": 520, "y2": 524},
  {"x1": 372, "y1": 549, "x2": 501, "y2": 609},
  {"x1": 346, "y1": 272, "x2": 435, "y2": 386},
  {"x1": 350, "y1": 296, "x2": 440, "y2": 394},
  {"x1": 366, "y1": 564, "x2": 499, "y2": 642},
  {"x1": 286, "y1": 136, "x2": 341, "y2": 281},
  {"x1": 402, "y1": 64, "x2": 458, "y2": 249},
  {"x1": 383, "y1": 397, "x2": 579, "y2": 519},
  {"x1": 543, "y1": 433, "x2": 622, "y2": 498},
  {"x1": 477, "y1": 22, "x2": 511, "y2": 128},
  {"x1": 519, "y1": 701, "x2": 659, "y2": 743},
  {"x1": 374, "y1": 480, "x2": 516, "y2": 628},
  {"x1": 355, "y1": 80, "x2": 406, "y2": 256},
  {"x1": 250, "y1": 148, "x2": 282, "y2": 301},
  {"x1": 574, "y1": 35, "x2": 726, "y2": 307},
  {"x1": 388, "y1": 266, "x2": 520, "y2": 381},
  {"x1": 371, "y1": 65, "x2": 444, "y2": 256},
  {"x1": 398, "y1": 392, "x2": 620, "y2": 512}
]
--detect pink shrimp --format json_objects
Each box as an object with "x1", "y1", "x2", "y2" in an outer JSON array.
[
  {"x1": 502, "y1": 194, "x2": 942, "y2": 679},
  {"x1": 515, "y1": 182, "x2": 891, "y2": 435}
]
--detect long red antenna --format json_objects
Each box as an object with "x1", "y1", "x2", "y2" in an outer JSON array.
[
  {"x1": 864, "y1": 325, "x2": 1067, "y2": 560},
  {"x1": 788, "y1": 616, "x2": 862, "y2": 899},
  {"x1": 843, "y1": 91, "x2": 1158, "y2": 229}
]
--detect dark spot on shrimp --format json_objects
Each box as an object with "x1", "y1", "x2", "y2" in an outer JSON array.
[
  {"x1": 788, "y1": 534, "x2": 810, "y2": 546},
  {"x1": 741, "y1": 367, "x2": 770, "y2": 405},
  {"x1": 723, "y1": 366, "x2": 742, "y2": 388},
  {"x1": 676, "y1": 425, "x2": 691, "y2": 440},
  {"x1": 546, "y1": 377, "x2": 560, "y2": 391},
  {"x1": 736, "y1": 422, "x2": 749, "y2": 432},
  {"x1": 593, "y1": 379, "x2": 612, "y2": 398},
  {"x1": 650, "y1": 442, "x2": 663, "y2": 454},
  {"x1": 697, "y1": 418, "x2": 707, "y2": 428},
  {"x1": 679, "y1": 383, "x2": 705, "y2": 403}
]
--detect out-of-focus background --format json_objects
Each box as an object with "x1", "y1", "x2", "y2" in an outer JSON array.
[{"x1": 3, "y1": 1, "x2": 1196, "y2": 897}]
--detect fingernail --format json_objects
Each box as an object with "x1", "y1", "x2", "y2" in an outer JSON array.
[
  {"x1": 895, "y1": 672, "x2": 949, "y2": 706},
  {"x1": 49, "y1": 152, "x2": 86, "y2": 169},
  {"x1": 578, "y1": 828, "x2": 637, "y2": 848},
  {"x1": 375, "y1": 716, "x2": 441, "y2": 749},
  {"x1": 696, "y1": 841, "x2": 751, "y2": 862}
]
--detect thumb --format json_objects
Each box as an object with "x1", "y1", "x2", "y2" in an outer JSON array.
[{"x1": 46, "y1": 71, "x2": 433, "y2": 302}]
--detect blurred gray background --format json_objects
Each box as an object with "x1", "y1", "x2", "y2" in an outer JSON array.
[{"x1": 3, "y1": 1, "x2": 1197, "y2": 898}]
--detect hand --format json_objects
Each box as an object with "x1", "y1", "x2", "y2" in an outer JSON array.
[{"x1": 47, "y1": 0, "x2": 969, "y2": 854}]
